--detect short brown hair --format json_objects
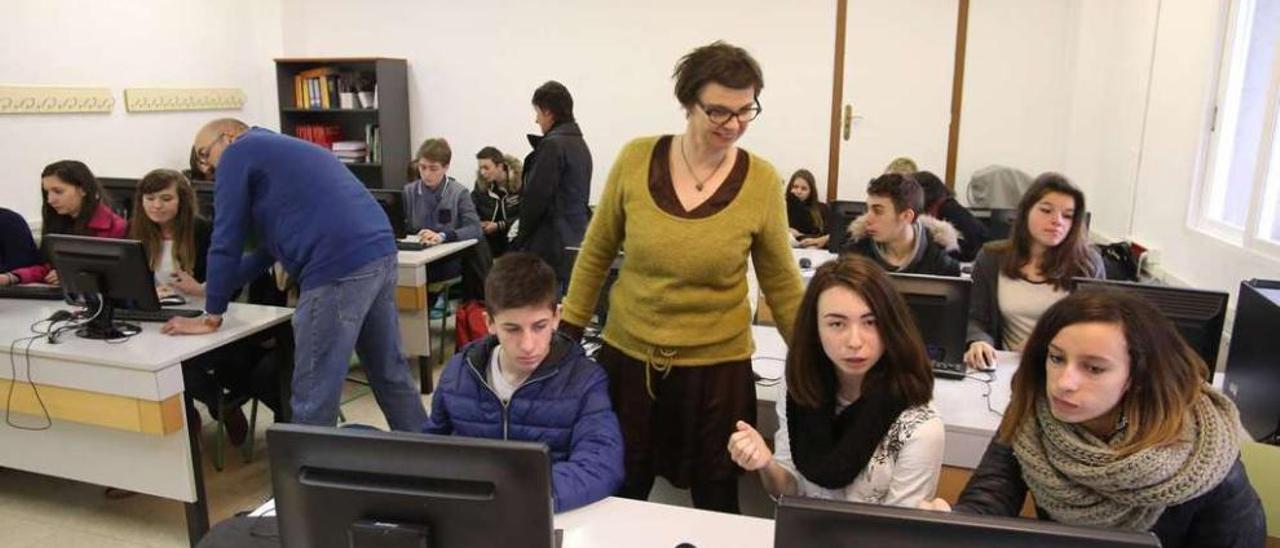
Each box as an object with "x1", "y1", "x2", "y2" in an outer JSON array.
[
  {"x1": 998, "y1": 288, "x2": 1210, "y2": 456},
  {"x1": 415, "y1": 138, "x2": 452, "y2": 165},
  {"x1": 786, "y1": 255, "x2": 934, "y2": 409},
  {"x1": 673, "y1": 41, "x2": 764, "y2": 107},
  {"x1": 485, "y1": 252, "x2": 557, "y2": 314},
  {"x1": 866, "y1": 173, "x2": 924, "y2": 218}
]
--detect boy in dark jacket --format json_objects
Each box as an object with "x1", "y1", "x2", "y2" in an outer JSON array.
[
  {"x1": 840, "y1": 173, "x2": 961, "y2": 276},
  {"x1": 422, "y1": 252, "x2": 623, "y2": 512}
]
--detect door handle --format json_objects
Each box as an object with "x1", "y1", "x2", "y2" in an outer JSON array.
[{"x1": 843, "y1": 104, "x2": 852, "y2": 141}]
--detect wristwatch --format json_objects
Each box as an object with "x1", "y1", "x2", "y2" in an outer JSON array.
[{"x1": 201, "y1": 313, "x2": 224, "y2": 328}]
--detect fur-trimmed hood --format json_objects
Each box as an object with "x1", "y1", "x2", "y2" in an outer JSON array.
[{"x1": 846, "y1": 213, "x2": 962, "y2": 252}]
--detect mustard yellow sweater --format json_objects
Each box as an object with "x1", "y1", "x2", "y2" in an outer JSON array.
[{"x1": 562, "y1": 136, "x2": 804, "y2": 366}]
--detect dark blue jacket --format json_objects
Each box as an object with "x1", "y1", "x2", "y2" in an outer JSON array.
[
  {"x1": 0, "y1": 208, "x2": 41, "y2": 276},
  {"x1": 204, "y1": 127, "x2": 396, "y2": 314},
  {"x1": 423, "y1": 332, "x2": 623, "y2": 512}
]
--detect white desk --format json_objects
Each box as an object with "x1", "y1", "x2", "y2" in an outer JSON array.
[
  {"x1": 249, "y1": 496, "x2": 774, "y2": 548},
  {"x1": 558, "y1": 496, "x2": 773, "y2": 548},
  {"x1": 395, "y1": 239, "x2": 477, "y2": 392},
  {"x1": 0, "y1": 298, "x2": 293, "y2": 546},
  {"x1": 750, "y1": 325, "x2": 1015, "y2": 468}
]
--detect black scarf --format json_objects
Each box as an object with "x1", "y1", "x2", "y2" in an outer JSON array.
[{"x1": 786, "y1": 370, "x2": 908, "y2": 490}]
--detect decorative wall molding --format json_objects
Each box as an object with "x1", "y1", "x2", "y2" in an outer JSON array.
[
  {"x1": 0, "y1": 86, "x2": 114, "y2": 114},
  {"x1": 124, "y1": 87, "x2": 246, "y2": 112}
]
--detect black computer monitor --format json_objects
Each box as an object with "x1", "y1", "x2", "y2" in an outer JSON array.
[
  {"x1": 369, "y1": 188, "x2": 409, "y2": 239},
  {"x1": 986, "y1": 208, "x2": 1018, "y2": 241},
  {"x1": 192, "y1": 180, "x2": 216, "y2": 221},
  {"x1": 1224, "y1": 279, "x2": 1280, "y2": 442},
  {"x1": 827, "y1": 200, "x2": 867, "y2": 253},
  {"x1": 44, "y1": 234, "x2": 162, "y2": 340},
  {"x1": 1075, "y1": 278, "x2": 1228, "y2": 381},
  {"x1": 97, "y1": 177, "x2": 136, "y2": 219},
  {"x1": 773, "y1": 496, "x2": 1159, "y2": 547},
  {"x1": 887, "y1": 272, "x2": 971, "y2": 364},
  {"x1": 268, "y1": 423, "x2": 556, "y2": 548}
]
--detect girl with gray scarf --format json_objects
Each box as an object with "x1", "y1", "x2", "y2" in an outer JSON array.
[{"x1": 924, "y1": 289, "x2": 1265, "y2": 547}]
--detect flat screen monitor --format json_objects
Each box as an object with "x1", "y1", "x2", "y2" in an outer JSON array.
[
  {"x1": 1223, "y1": 279, "x2": 1280, "y2": 441},
  {"x1": 773, "y1": 496, "x2": 1159, "y2": 547},
  {"x1": 268, "y1": 423, "x2": 556, "y2": 548},
  {"x1": 369, "y1": 188, "x2": 409, "y2": 239},
  {"x1": 1075, "y1": 278, "x2": 1227, "y2": 381},
  {"x1": 887, "y1": 272, "x2": 971, "y2": 363},
  {"x1": 45, "y1": 234, "x2": 161, "y2": 340},
  {"x1": 827, "y1": 200, "x2": 867, "y2": 253}
]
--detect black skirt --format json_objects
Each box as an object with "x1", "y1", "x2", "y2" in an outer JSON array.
[{"x1": 596, "y1": 343, "x2": 757, "y2": 488}]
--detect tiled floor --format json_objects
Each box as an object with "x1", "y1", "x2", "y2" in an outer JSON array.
[{"x1": 0, "y1": 356, "x2": 774, "y2": 547}]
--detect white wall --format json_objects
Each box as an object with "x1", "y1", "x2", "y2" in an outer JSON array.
[
  {"x1": 954, "y1": 0, "x2": 1074, "y2": 195},
  {"x1": 0, "y1": 0, "x2": 282, "y2": 221},
  {"x1": 278, "y1": 0, "x2": 836, "y2": 203},
  {"x1": 1129, "y1": 0, "x2": 1280, "y2": 295},
  {"x1": 1061, "y1": 0, "x2": 1160, "y2": 240}
]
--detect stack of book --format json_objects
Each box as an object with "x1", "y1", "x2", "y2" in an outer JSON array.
[
  {"x1": 332, "y1": 141, "x2": 368, "y2": 164},
  {"x1": 295, "y1": 124, "x2": 342, "y2": 150}
]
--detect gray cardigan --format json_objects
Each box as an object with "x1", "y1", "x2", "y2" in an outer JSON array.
[{"x1": 966, "y1": 243, "x2": 1105, "y2": 350}]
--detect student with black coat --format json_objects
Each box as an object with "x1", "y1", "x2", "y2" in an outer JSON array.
[
  {"x1": 915, "y1": 170, "x2": 988, "y2": 262},
  {"x1": 471, "y1": 146, "x2": 522, "y2": 258}
]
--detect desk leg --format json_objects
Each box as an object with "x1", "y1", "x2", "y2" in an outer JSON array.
[
  {"x1": 277, "y1": 322, "x2": 295, "y2": 423},
  {"x1": 183, "y1": 393, "x2": 210, "y2": 547},
  {"x1": 419, "y1": 356, "x2": 433, "y2": 394}
]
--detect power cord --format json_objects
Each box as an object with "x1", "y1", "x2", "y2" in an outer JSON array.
[{"x1": 963, "y1": 369, "x2": 1003, "y2": 417}]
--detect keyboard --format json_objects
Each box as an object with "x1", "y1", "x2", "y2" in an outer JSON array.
[
  {"x1": 0, "y1": 285, "x2": 64, "y2": 300},
  {"x1": 114, "y1": 308, "x2": 203, "y2": 322},
  {"x1": 396, "y1": 240, "x2": 427, "y2": 251},
  {"x1": 931, "y1": 360, "x2": 968, "y2": 380}
]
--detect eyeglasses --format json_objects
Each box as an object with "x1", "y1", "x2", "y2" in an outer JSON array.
[
  {"x1": 698, "y1": 100, "x2": 763, "y2": 127},
  {"x1": 195, "y1": 133, "x2": 229, "y2": 164}
]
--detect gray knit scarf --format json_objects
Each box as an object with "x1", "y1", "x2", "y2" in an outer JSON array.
[{"x1": 1012, "y1": 387, "x2": 1241, "y2": 531}]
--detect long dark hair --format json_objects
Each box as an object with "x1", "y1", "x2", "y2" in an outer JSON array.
[
  {"x1": 40, "y1": 160, "x2": 108, "y2": 238},
  {"x1": 128, "y1": 169, "x2": 202, "y2": 272},
  {"x1": 786, "y1": 255, "x2": 933, "y2": 409},
  {"x1": 787, "y1": 169, "x2": 824, "y2": 232},
  {"x1": 998, "y1": 288, "x2": 1209, "y2": 456},
  {"x1": 993, "y1": 172, "x2": 1095, "y2": 290}
]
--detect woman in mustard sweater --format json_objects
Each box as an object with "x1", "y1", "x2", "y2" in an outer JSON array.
[{"x1": 561, "y1": 41, "x2": 804, "y2": 513}]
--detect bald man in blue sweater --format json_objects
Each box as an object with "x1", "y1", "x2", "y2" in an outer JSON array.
[{"x1": 164, "y1": 119, "x2": 427, "y2": 431}]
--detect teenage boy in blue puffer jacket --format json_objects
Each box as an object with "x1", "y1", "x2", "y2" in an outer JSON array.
[{"x1": 422, "y1": 252, "x2": 623, "y2": 512}]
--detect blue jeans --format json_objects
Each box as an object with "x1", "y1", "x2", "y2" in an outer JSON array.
[{"x1": 290, "y1": 254, "x2": 427, "y2": 431}]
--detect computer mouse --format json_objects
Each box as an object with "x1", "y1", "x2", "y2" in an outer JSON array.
[
  {"x1": 799, "y1": 257, "x2": 812, "y2": 269},
  {"x1": 159, "y1": 295, "x2": 187, "y2": 307}
]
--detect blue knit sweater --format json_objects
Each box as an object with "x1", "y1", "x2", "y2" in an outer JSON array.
[{"x1": 204, "y1": 127, "x2": 395, "y2": 314}]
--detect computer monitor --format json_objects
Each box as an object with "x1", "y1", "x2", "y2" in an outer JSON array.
[
  {"x1": 192, "y1": 180, "x2": 216, "y2": 221},
  {"x1": 44, "y1": 234, "x2": 161, "y2": 340},
  {"x1": 268, "y1": 423, "x2": 556, "y2": 548},
  {"x1": 369, "y1": 188, "x2": 409, "y2": 239},
  {"x1": 97, "y1": 177, "x2": 136, "y2": 219},
  {"x1": 827, "y1": 200, "x2": 867, "y2": 253},
  {"x1": 986, "y1": 208, "x2": 1018, "y2": 241},
  {"x1": 1075, "y1": 278, "x2": 1228, "y2": 381},
  {"x1": 773, "y1": 496, "x2": 1159, "y2": 547},
  {"x1": 887, "y1": 272, "x2": 971, "y2": 364},
  {"x1": 1223, "y1": 279, "x2": 1280, "y2": 442}
]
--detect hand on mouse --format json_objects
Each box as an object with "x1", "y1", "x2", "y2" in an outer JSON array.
[{"x1": 964, "y1": 341, "x2": 997, "y2": 371}]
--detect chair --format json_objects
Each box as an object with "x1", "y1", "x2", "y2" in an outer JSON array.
[
  {"x1": 428, "y1": 277, "x2": 463, "y2": 364},
  {"x1": 212, "y1": 392, "x2": 259, "y2": 472},
  {"x1": 1239, "y1": 441, "x2": 1280, "y2": 541}
]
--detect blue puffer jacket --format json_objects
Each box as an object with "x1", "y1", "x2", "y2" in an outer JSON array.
[{"x1": 422, "y1": 332, "x2": 624, "y2": 512}]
